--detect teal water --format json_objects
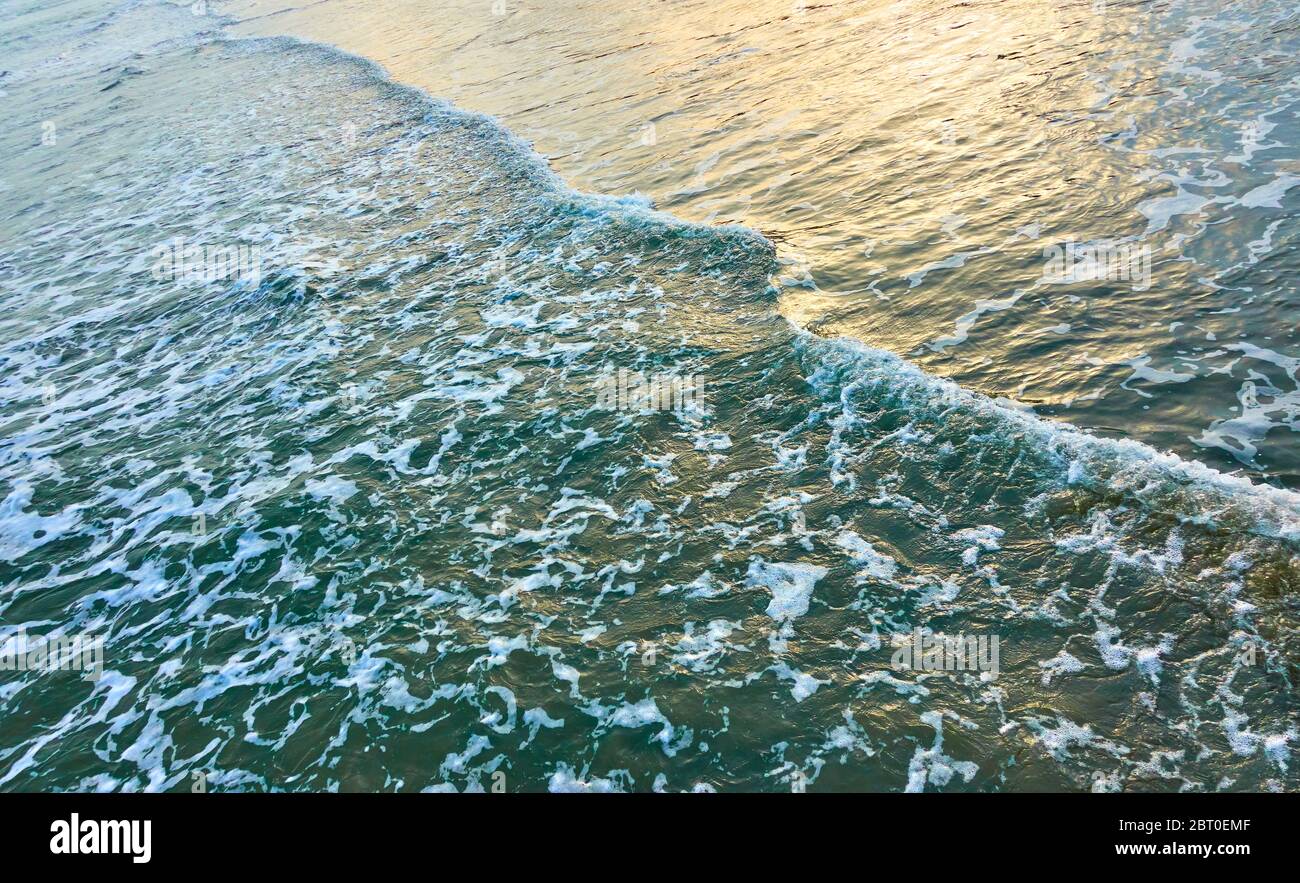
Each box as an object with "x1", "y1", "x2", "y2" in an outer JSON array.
[{"x1": 0, "y1": 0, "x2": 1296, "y2": 791}]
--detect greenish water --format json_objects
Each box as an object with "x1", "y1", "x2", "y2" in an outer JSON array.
[{"x1": 0, "y1": 0, "x2": 1296, "y2": 791}]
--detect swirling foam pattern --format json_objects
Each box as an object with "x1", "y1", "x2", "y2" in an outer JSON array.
[{"x1": 0, "y1": 0, "x2": 1295, "y2": 791}]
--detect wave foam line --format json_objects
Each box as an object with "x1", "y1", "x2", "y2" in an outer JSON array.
[
  {"x1": 211, "y1": 3, "x2": 1299, "y2": 547},
  {"x1": 799, "y1": 333, "x2": 1300, "y2": 547},
  {"x1": 208, "y1": 22, "x2": 772, "y2": 247}
]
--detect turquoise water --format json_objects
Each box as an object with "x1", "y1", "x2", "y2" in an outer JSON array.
[{"x1": 0, "y1": 0, "x2": 1296, "y2": 791}]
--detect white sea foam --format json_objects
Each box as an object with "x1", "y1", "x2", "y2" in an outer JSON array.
[
  {"x1": 798, "y1": 333, "x2": 1300, "y2": 547},
  {"x1": 746, "y1": 559, "x2": 828, "y2": 623}
]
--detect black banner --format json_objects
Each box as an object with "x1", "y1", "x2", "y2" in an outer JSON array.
[{"x1": 0, "y1": 793, "x2": 1280, "y2": 869}]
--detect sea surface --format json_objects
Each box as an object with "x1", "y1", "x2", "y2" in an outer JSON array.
[{"x1": 0, "y1": 0, "x2": 1296, "y2": 791}]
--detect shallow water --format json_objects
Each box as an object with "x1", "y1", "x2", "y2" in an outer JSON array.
[
  {"x1": 231, "y1": 0, "x2": 1300, "y2": 482},
  {"x1": 0, "y1": 0, "x2": 1295, "y2": 792}
]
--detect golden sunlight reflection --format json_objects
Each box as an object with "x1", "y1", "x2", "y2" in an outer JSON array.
[{"x1": 229, "y1": 0, "x2": 1283, "y2": 476}]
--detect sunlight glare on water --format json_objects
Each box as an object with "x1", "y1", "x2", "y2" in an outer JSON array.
[
  {"x1": 0, "y1": 0, "x2": 1295, "y2": 793},
  {"x1": 233, "y1": 0, "x2": 1300, "y2": 481}
]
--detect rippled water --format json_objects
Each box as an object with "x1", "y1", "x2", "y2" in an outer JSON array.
[
  {"x1": 0, "y1": 0, "x2": 1296, "y2": 792},
  {"x1": 232, "y1": 0, "x2": 1300, "y2": 481}
]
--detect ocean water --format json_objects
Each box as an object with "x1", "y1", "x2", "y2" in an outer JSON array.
[{"x1": 0, "y1": 0, "x2": 1295, "y2": 791}]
